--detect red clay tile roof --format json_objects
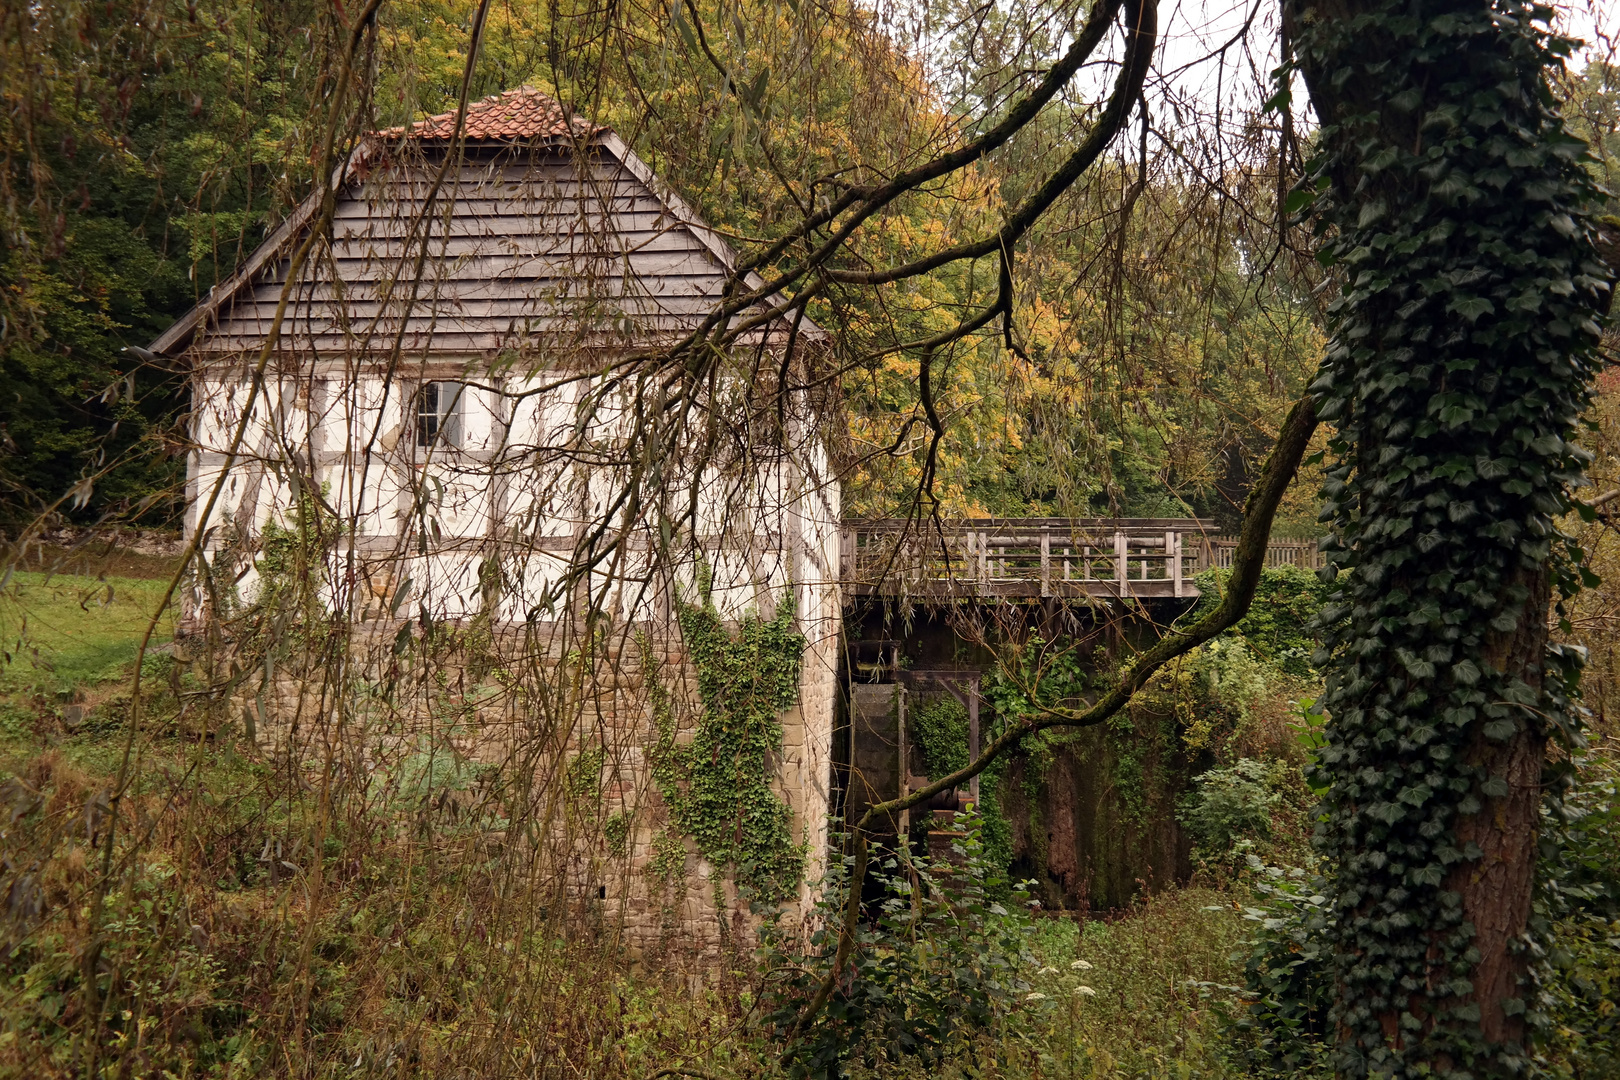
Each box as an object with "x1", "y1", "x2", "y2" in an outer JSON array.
[{"x1": 386, "y1": 86, "x2": 600, "y2": 142}]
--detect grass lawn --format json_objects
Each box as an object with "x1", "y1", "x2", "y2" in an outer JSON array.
[{"x1": 0, "y1": 570, "x2": 176, "y2": 697}]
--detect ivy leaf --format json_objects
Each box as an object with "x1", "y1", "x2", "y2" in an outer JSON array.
[
  {"x1": 1448, "y1": 296, "x2": 1495, "y2": 322},
  {"x1": 1357, "y1": 200, "x2": 1388, "y2": 227},
  {"x1": 1388, "y1": 87, "x2": 1423, "y2": 112},
  {"x1": 1285, "y1": 186, "x2": 1320, "y2": 215},
  {"x1": 1439, "y1": 404, "x2": 1474, "y2": 426}
]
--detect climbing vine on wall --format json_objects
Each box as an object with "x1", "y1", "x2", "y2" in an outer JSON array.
[
  {"x1": 1290, "y1": 0, "x2": 1610, "y2": 1073},
  {"x1": 647, "y1": 593, "x2": 807, "y2": 902},
  {"x1": 980, "y1": 636, "x2": 1095, "y2": 866},
  {"x1": 235, "y1": 483, "x2": 337, "y2": 660}
]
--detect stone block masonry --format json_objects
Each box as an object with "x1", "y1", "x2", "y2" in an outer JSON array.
[{"x1": 204, "y1": 611, "x2": 837, "y2": 969}]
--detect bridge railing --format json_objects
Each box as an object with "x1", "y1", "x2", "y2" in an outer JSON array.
[
  {"x1": 841, "y1": 519, "x2": 1323, "y2": 600},
  {"x1": 1203, "y1": 536, "x2": 1325, "y2": 571}
]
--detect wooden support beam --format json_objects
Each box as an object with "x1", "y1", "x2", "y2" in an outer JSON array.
[
  {"x1": 1170, "y1": 529, "x2": 1183, "y2": 597},
  {"x1": 897, "y1": 684, "x2": 909, "y2": 839}
]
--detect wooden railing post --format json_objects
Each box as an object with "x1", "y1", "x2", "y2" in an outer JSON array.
[
  {"x1": 1041, "y1": 526, "x2": 1051, "y2": 597},
  {"x1": 1169, "y1": 529, "x2": 1182, "y2": 597},
  {"x1": 837, "y1": 518, "x2": 1239, "y2": 600},
  {"x1": 1115, "y1": 530, "x2": 1128, "y2": 598},
  {"x1": 896, "y1": 684, "x2": 909, "y2": 836}
]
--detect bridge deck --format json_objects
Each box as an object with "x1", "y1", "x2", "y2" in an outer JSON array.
[{"x1": 840, "y1": 518, "x2": 1322, "y2": 602}]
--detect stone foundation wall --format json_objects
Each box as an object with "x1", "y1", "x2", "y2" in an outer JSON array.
[{"x1": 196, "y1": 612, "x2": 838, "y2": 967}]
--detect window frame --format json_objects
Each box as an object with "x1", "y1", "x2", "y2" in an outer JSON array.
[{"x1": 414, "y1": 380, "x2": 466, "y2": 455}]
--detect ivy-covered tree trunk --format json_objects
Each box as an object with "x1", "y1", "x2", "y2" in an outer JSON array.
[{"x1": 1283, "y1": 0, "x2": 1612, "y2": 1075}]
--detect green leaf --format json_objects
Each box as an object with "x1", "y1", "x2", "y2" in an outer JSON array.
[
  {"x1": 389, "y1": 576, "x2": 414, "y2": 616},
  {"x1": 745, "y1": 66, "x2": 771, "y2": 110},
  {"x1": 1285, "y1": 187, "x2": 1319, "y2": 215},
  {"x1": 1357, "y1": 200, "x2": 1388, "y2": 227},
  {"x1": 1449, "y1": 296, "x2": 1495, "y2": 322},
  {"x1": 1531, "y1": 434, "x2": 1563, "y2": 455},
  {"x1": 672, "y1": 6, "x2": 699, "y2": 53},
  {"x1": 1263, "y1": 87, "x2": 1292, "y2": 113}
]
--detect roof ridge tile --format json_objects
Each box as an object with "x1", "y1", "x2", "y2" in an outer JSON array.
[{"x1": 379, "y1": 86, "x2": 601, "y2": 142}]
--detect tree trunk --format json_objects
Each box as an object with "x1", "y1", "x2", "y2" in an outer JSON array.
[{"x1": 1283, "y1": 0, "x2": 1612, "y2": 1075}]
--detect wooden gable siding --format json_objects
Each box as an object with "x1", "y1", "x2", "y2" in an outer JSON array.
[{"x1": 194, "y1": 151, "x2": 739, "y2": 358}]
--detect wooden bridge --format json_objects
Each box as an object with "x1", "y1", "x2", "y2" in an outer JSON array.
[{"x1": 839, "y1": 518, "x2": 1323, "y2": 601}]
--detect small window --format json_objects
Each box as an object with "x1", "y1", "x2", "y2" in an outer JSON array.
[{"x1": 416, "y1": 381, "x2": 464, "y2": 450}]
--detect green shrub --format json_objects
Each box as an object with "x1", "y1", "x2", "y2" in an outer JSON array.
[
  {"x1": 763, "y1": 812, "x2": 1037, "y2": 1077},
  {"x1": 1185, "y1": 566, "x2": 1333, "y2": 676},
  {"x1": 1178, "y1": 759, "x2": 1280, "y2": 858},
  {"x1": 1178, "y1": 755, "x2": 1318, "y2": 877},
  {"x1": 1022, "y1": 886, "x2": 1251, "y2": 1077},
  {"x1": 1226, "y1": 859, "x2": 1334, "y2": 1078},
  {"x1": 1544, "y1": 915, "x2": 1620, "y2": 1079},
  {"x1": 906, "y1": 694, "x2": 1013, "y2": 874},
  {"x1": 1542, "y1": 759, "x2": 1620, "y2": 1078}
]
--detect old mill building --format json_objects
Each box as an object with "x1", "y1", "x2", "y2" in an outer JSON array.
[{"x1": 148, "y1": 88, "x2": 842, "y2": 957}]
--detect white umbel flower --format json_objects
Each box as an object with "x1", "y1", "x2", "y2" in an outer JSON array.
[
  {"x1": 1074, "y1": 985, "x2": 1097, "y2": 997},
  {"x1": 1071, "y1": 959, "x2": 1093, "y2": 970}
]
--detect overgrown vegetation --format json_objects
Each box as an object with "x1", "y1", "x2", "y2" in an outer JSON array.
[{"x1": 4, "y1": 540, "x2": 1620, "y2": 1077}]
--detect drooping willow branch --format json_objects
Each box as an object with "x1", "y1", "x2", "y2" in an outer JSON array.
[
  {"x1": 789, "y1": 391, "x2": 1319, "y2": 1041},
  {"x1": 552, "y1": 0, "x2": 1161, "y2": 598},
  {"x1": 79, "y1": 1, "x2": 476, "y2": 1072},
  {"x1": 603, "y1": 0, "x2": 1153, "y2": 375}
]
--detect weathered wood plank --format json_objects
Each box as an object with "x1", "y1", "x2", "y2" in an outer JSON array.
[
  {"x1": 331, "y1": 195, "x2": 666, "y2": 218},
  {"x1": 369, "y1": 162, "x2": 633, "y2": 183},
  {"x1": 257, "y1": 251, "x2": 724, "y2": 285},
  {"x1": 332, "y1": 212, "x2": 693, "y2": 238},
  {"x1": 188, "y1": 322, "x2": 761, "y2": 353},
  {"x1": 323, "y1": 230, "x2": 703, "y2": 258}
]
